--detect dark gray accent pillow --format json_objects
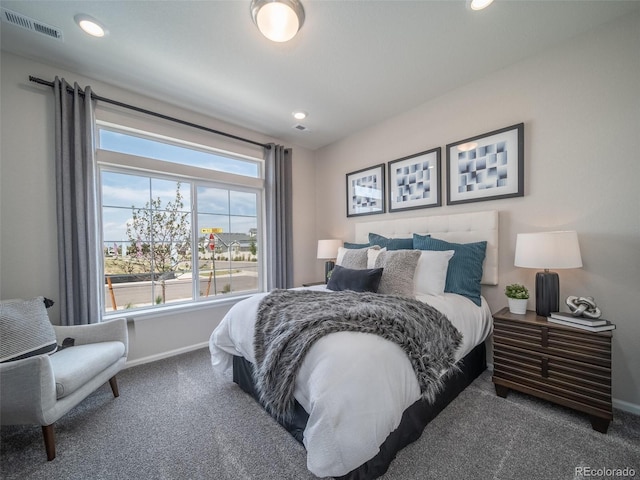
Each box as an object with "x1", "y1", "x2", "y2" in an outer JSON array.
[
  {"x1": 327, "y1": 265, "x2": 384, "y2": 293},
  {"x1": 0, "y1": 296, "x2": 58, "y2": 363},
  {"x1": 373, "y1": 250, "x2": 422, "y2": 297}
]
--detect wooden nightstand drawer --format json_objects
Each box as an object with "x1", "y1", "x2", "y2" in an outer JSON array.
[
  {"x1": 491, "y1": 307, "x2": 613, "y2": 433},
  {"x1": 494, "y1": 344, "x2": 611, "y2": 411},
  {"x1": 493, "y1": 318, "x2": 611, "y2": 368}
]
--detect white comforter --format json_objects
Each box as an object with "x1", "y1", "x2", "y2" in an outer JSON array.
[{"x1": 209, "y1": 286, "x2": 492, "y2": 478}]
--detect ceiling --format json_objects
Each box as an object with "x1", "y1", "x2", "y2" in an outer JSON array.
[{"x1": 1, "y1": 1, "x2": 638, "y2": 150}]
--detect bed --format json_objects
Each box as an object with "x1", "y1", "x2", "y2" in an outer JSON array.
[{"x1": 209, "y1": 210, "x2": 498, "y2": 479}]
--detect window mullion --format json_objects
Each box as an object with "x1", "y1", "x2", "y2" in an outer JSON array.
[{"x1": 192, "y1": 182, "x2": 199, "y2": 303}]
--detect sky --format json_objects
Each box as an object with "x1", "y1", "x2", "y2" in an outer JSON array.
[{"x1": 99, "y1": 129, "x2": 259, "y2": 246}]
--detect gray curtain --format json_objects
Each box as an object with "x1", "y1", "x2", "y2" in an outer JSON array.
[
  {"x1": 54, "y1": 77, "x2": 100, "y2": 325},
  {"x1": 264, "y1": 144, "x2": 293, "y2": 290}
]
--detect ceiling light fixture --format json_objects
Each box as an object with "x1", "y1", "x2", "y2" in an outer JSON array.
[
  {"x1": 250, "y1": 0, "x2": 305, "y2": 43},
  {"x1": 292, "y1": 111, "x2": 307, "y2": 120},
  {"x1": 74, "y1": 14, "x2": 107, "y2": 37},
  {"x1": 469, "y1": 0, "x2": 494, "y2": 11}
]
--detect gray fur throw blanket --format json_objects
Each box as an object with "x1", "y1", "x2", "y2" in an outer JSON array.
[{"x1": 253, "y1": 289, "x2": 463, "y2": 421}]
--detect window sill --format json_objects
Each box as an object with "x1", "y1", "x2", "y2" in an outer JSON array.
[{"x1": 102, "y1": 292, "x2": 258, "y2": 323}]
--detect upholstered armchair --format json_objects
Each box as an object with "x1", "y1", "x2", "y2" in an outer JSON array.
[{"x1": 0, "y1": 297, "x2": 128, "y2": 460}]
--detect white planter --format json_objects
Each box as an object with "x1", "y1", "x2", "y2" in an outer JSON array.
[{"x1": 508, "y1": 298, "x2": 528, "y2": 315}]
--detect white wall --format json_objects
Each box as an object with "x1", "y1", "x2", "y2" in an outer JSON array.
[
  {"x1": 314, "y1": 13, "x2": 640, "y2": 408},
  {"x1": 0, "y1": 52, "x2": 318, "y2": 364}
]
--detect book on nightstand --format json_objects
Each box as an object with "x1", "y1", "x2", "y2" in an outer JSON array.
[
  {"x1": 548, "y1": 311, "x2": 608, "y2": 326},
  {"x1": 547, "y1": 316, "x2": 616, "y2": 332}
]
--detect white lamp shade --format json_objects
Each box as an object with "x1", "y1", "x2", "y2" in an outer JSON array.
[
  {"x1": 514, "y1": 231, "x2": 583, "y2": 269},
  {"x1": 317, "y1": 239, "x2": 342, "y2": 259}
]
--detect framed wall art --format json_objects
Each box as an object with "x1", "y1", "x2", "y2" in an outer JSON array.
[
  {"x1": 446, "y1": 123, "x2": 524, "y2": 205},
  {"x1": 388, "y1": 147, "x2": 441, "y2": 212},
  {"x1": 346, "y1": 164, "x2": 385, "y2": 217}
]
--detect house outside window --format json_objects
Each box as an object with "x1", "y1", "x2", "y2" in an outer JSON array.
[{"x1": 97, "y1": 122, "x2": 264, "y2": 316}]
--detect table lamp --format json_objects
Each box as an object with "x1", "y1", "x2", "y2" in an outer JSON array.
[
  {"x1": 317, "y1": 239, "x2": 342, "y2": 283},
  {"x1": 514, "y1": 231, "x2": 583, "y2": 317}
]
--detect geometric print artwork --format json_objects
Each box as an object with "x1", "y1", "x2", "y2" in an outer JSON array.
[
  {"x1": 457, "y1": 141, "x2": 508, "y2": 193},
  {"x1": 352, "y1": 173, "x2": 380, "y2": 210},
  {"x1": 346, "y1": 163, "x2": 385, "y2": 217},
  {"x1": 446, "y1": 122, "x2": 524, "y2": 206},
  {"x1": 395, "y1": 161, "x2": 431, "y2": 202}
]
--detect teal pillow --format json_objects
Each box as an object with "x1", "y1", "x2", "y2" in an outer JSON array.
[
  {"x1": 344, "y1": 242, "x2": 370, "y2": 249},
  {"x1": 412, "y1": 234, "x2": 487, "y2": 306},
  {"x1": 369, "y1": 233, "x2": 414, "y2": 251}
]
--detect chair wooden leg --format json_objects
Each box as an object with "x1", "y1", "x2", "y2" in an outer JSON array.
[
  {"x1": 42, "y1": 424, "x2": 56, "y2": 461},
  {"x1": 109, "y1": 375, "x2": 120, "y2": 397}
]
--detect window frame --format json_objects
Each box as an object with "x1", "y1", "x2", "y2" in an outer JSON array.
[{"x1": 95, "y1": 120, "x2": 266, "y2": 319}]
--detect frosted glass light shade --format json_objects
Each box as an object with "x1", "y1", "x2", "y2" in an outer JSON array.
[
  {"x1": 514, "y1": 231, "x2": 582, "y2": 269},
  {"x1": 251, "y1": 0, "x2": 305, "y2": 43},
  {"x1": 470, "y1": 0, "x2": 494, "y2": 11},
  {"x1": 317, "y1": 239, "x2": 342, "y2": 259}
]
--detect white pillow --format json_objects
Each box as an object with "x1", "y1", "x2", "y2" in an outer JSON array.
[
  {"x1": 367, "y1": 247, "x2": 387, "y2": 268},
  {"x1": 414, "y1": 250, "x2": 455, "y2": 296}
]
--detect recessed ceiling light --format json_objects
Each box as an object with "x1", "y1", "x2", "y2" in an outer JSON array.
[
  {"x1": 74, "y1": 14, "x2": 107, "y2": 37},
  {"x1": 292, "y1": 111, "x2": 307, "y2": 120}
]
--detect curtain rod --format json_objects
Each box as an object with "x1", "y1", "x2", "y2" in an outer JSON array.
[{"x1": 28, "y1": 75, "x2": 271, "y2": 150}]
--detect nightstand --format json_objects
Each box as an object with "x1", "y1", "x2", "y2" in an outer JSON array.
[{"x1": 492, "y1": 307, "x2": 612, "y2": 433}]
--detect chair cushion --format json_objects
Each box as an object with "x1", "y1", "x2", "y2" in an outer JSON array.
[
  {"x1": 0, "y1": 297, "x2": 57, "y2": 363},
  {"x1": 49, "y1": 342, "x2": 125, "y2": 399}
]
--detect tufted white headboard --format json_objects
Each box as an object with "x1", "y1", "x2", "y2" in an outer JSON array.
[{"x1": 354, "y1": 210, "x2": 499, "y2": 285}]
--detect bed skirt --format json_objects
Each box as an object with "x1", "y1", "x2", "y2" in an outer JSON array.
[{"x1": 232, "y1": 341, "x2": 487, "y2": 479}]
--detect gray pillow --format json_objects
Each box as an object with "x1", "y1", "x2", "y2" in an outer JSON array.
[
  {"x1": 374, "y1": 250, "x2": 421, "y2": 297},
  {"x1": 338, "y1": 246, "x2": 380, "y2": 270},
  {"x1": 0, "y1": 296, "x2": 57, "y2": 363}
]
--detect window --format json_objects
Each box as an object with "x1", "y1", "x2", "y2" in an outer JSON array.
[{"x1": 97, "y1": 124, "x2": 264, "y2": 316}]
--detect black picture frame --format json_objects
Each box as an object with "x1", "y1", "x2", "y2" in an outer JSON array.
[
  {"x1": 446, "y1": 123, "x2": 524, "y2": 205},
  {"x1": 346, "y1": 164, "x2": 385, "y2": 217},
  {"x1": 388, "y1": 147, "x2": 441, "y2": 213}
]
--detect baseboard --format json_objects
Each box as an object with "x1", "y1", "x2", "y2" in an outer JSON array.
[
  {"x1": 483, "y1": 362, "x2": 640, "y2": 415},
  {"x1": 124, "y1": 341, "x2": 209, "y2": 368},
  {"x1": 613, "y1": 398, "x2": 640, "y2": 416}
]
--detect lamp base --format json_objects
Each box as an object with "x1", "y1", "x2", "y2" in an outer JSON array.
[
  {"x1": 324, "y1": 261, "x2": 335, "y2": 283},
  {"x1": 536, "y1": 270, "x2": 559, "y2": 317}
]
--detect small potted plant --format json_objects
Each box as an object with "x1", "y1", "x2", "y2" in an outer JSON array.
[{"x1": 505, "y1": 283, "x2": 529, "y2": 314}]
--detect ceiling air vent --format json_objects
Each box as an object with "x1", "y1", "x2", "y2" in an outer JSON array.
[
  {"x1": 293, "y1": 124, "x2": 309, "y2": 132},
  {"x1": 1, "y1": 8, "x2": 63, "y2": 40}
]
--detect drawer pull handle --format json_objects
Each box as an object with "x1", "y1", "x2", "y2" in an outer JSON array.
[
  {"x1": 542, "y1": 357, "x2": 549, "y2": 378},
  {"x1": 541, "y1": 326, "x2": 549, "y2": 348}
]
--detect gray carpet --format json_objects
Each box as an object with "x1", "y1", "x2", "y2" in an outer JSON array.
[{"x1": 1, "y1": 348, "x2": 638, "y2": 480}]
